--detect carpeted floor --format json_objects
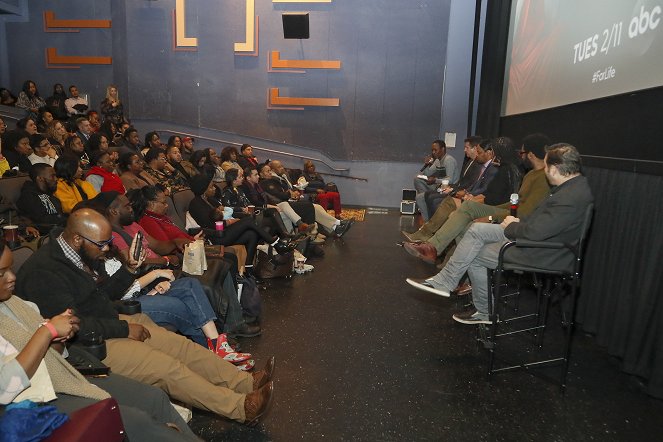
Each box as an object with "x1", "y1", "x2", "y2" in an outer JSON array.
[{"x1": 326, "y1": 207, "x2": 366, "y2": 221}]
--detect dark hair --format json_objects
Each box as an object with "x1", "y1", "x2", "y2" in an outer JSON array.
[
  {"x1": 4, "y1": 130, "x2": 29, "y2": 151},
  {"x1": 257, "y1": 162, "x2": 271, "y2": 175},
  {"x1": 100, "y1": 120, "x2": 117, "y2": 140},
  {"x1": 491, "y1": 137, "x2": 517, "y2": 165},
  {"x1": 75, "y1": 117, "x2": 88, "y2": 127},
  {"x1": 64, "y1": 135, "x2": 82, "y2": 151},
  {"x1": 240, "y1": 143, "x2": 252, "y2": 153},
  {"x1": 29, "y1": 134, "x2": 47, "y2": 149},
  {"x1": 144, "y1": 131, "x2": 159, "y2": 147},
  {"x1": 432, "y1": 139, "x2": 446, "y2": 150},
  {"x1": 88, "y1": 132, "x2": 108, "y2": 152},
  {"x1": 16, "y1": 117, "x2": 35, "y2": 131},
  {"x1": 464, "y1": 136, "x2": 482, "y2": 147},
  {"x1": 54, "y1": 155, "x2": 81, "y2": 183},
  {"x1": 144, "y1": 147, "x2": 165, "y2": 163},
  {"x1": 127, "y1": 185, "x2": 165, "y2": 219},
  {"x1": 90, "y1": 150, "x2": 110, "y2": 166},
  {"x1": 244, "y1": 166, "x2": 257, "y2": 179},
  {"x1": 225, "y1": 167, "x2": 240, "y2": 186},
  {"x1": 21, "y1": 80, "x2": 38, "y2": 97},
  {"x1": 123, "y1": 126, "x2": 137, "y2": 139},
  {"x1": 190, "y1": 150, "x2": 210, "y2": 169},
  {"x1": 29, "y1": 163, "x2": 53, "y2": 182},
  {"x1": 521, "y1": 133, "x2": 551, "y2": 159},
  {"x1": 220, "y1": 146, "x2": 239, "y2": 162},
  {"x1": 68, "y1": 85, "x2": 77, "y2": 92},
  {"x1": 0, "y1": 235, "x2": 6, "y2": 253},
  {"x1": 165, "y1": 144, "x2": 180, "y2": 155},
  {"x1": 118, "y1": 152, "x2": 140, "y2": 173},
  {"x1": 167, "y1": 135, "x2": 181, "y2": 147},
  {"x1": 545, "y1": 143, "x2": 582, "y2": 176}
]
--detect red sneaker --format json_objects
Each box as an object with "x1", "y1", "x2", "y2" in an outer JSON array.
[{"x1": 207, "y1": 335, "x2": 252, "y2": 364}]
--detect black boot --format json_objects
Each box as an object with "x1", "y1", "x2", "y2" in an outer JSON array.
[{"x1": 272, "y1": 239, "x2": 296, "y2": 255}]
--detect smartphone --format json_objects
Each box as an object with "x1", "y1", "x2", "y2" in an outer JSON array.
[{"x1": 133, "y1": 231, "x2": 144, "y2": 261}]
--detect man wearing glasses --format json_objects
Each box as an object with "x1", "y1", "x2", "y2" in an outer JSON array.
[{"x1": 28, "y1": 134, "x2": 58, "y2": 166}]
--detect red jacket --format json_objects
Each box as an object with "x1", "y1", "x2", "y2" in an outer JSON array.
[
  {"x1": 86, "y1": 166, "x2": 126, "y2": 194},
  {"x1": 138, "y1": 210, "x2": 193, "y2": 241}
]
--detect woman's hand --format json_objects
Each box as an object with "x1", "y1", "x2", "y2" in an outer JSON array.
[
  {"x1": 49, "y1": 309, "x2": 80, "y2": 342},
  {"x1": 193, "y1": 230, "x2": 205, "y2": 240},
  {"x1": 152, "y1": 281, "x2": 171, "y2": 295},
  {"x1": 152, "y1": 269, "x2": 175, "y2": 281}
]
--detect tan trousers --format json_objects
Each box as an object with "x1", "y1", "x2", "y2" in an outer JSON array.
[{"x1": 103, "y1": 313, "x2": 252, "y2": 422}]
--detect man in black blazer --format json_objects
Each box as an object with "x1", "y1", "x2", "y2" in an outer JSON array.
[{"x1": 406, "y1": 143, "x2": 594, "y2": 324}]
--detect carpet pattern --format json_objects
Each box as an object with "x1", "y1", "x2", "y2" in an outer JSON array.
[{"x1": 327, "y1": 208, "x2": 366, "y2": 222}]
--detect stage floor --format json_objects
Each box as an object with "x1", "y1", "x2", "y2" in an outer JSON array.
[{"x1": 190, "y1": 210, "x2": 663, "y2": 441}]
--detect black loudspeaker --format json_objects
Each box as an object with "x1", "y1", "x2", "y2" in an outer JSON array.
[{"x1": 282, "y1": 13, "x2": 309, "y2": 39}]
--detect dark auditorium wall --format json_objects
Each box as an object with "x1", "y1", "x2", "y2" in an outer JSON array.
[{"x1": 2, "y1": 0, "x2": 456, "y2": 163}]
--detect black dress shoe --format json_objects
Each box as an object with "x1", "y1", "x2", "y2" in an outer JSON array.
[
  {"x1": 273, "y1": 239, "x2": 296, "y2": 255},
  {"x1": 229, "y1": 322, "x2": 262, "y2": 338}
]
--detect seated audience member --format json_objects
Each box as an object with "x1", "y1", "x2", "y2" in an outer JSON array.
[
  {"x1": 3, "y1": 129, "x2": 33, "y2": 173},
  {"x1": 421, "y1": 138, "x2": 497, "y2": 220},
  {"x1": 46, "y1": 120, "x2": 67, "y2": 155},
  {"x1": 0, "y1": 242, "x2": 201, "y2": 440},
  {"x1": 241, "y1": 166, "x2": 313, "y2": 234},
  {"x1": 416, "y1": 136, "x2": 482, "y2": 220},
  {"x1": 237, "y1": 144, "x2": 258, "y2": 170},
  {"x1": 220, "y1": 146, "x2": 242, "y2": 172},
  {"x1": 65, "y1": 84, "x2": 89, "y2": 117},
  {"x1": 15, "y1": 80, "x2": 46, "y2": 120},
  {"x1": 407, "y1": 143, "x2": 593, "y2": 327},
  {"x1": 118, "y1": 126, "x2": 142, "y2": 156},
  {"x1": 54, "y1": 155, "x2": 98, "y2": 214},
  {"x1": 167, "y1": 135, "x2": 182, "y2": 150},
  {"x1": 125, "y1": 187, "x2": 259, "y2": 337},
  {"x1": 0, "y1": 87, "x2": 16, "y2": 106},
  {"x1": 403, "y1": 138, "x2": 525, "y2": 263},
  {"x1": 16, "y1": 164, "x2": 66, "y2": 233},
  {"x1": 38, "y1": 110, "x2": 55, "y2": 133},
  {"x1": 44, "y1": 83, "x2": 68, "y2": 121},
  {"x1": 118, "y1": 152, "x2": 157, "y2": 191},
  {"x1": 101, "y1": 252, "x2": 254, "y2": 368},
  {"x1": 100, "y1": 84, "x2": 125, "y2": 125},
  {"x1": 100, "y1": 120, "x2": 124, "y2": 148},
  {"x1": 28, "y1": 134, "x2": 58, "y2": 166},
  {"x1": 16, "y1": 208, "x2": 275, "y2": 425},
  {"x1": 63, "y1": 134, "x2": 90, "y2": 170},
  {"x1": 86, "y1": 151, "x2": 125, "y2": 194},
  {"x1": 167, "y1": 144, "x2": 198, "y2": 181},
  {"x1": 223, "y1": 168, "x2": 292, "y2": 238},
  {"x1": 262, "y1": 162, "x2": 352, "y2": 238},
  {"x1": 300, "y1": 160, "x2": 342, "y2": 218},
  {"x1": 16, "y1": 117, "x2": 38, "y2": 136},
  {"x1": 188, "y1": 173, "x2": 295, "y2": 270},
  {"x1": 181, "y1": 136, "x2": 195, "y2": 161},
  {"x1": 143, "y1": 147, "x2": 190, "y2": 192},
  {"x1": 87, "y1": 110, "x2": 101, "y2": 133},
  {"x1": 88, "y1": 132, "x2": 118, "y2": 163},
  {"x1": 75, "y1": 117, "x2": 93, "y2": 151},
  {"x1": 143, "y1": 131, "x2": 164, "y2": 154}
]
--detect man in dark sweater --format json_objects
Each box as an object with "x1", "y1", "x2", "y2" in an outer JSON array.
[
  {"x1": 406, "y1": 143, "x2": 594, "y2": 324},
  {"x1": 16, "y1": 208, "x2": 274, "y2": 425},
  {"x1": 16, "y1": 163, "x2": 66, "y2": 234}
]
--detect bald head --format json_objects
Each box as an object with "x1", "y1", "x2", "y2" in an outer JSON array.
[
  {"x1": 64, "y1": 208, "x2": 112, "y2": 244},
  {"x1": 269, "y1": 160, "x2": 285, "y2": 175}
]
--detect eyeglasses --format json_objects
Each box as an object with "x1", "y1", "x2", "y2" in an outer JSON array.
[{"x1": 79, "y1": 233, "x2": 115, "y2": 249}]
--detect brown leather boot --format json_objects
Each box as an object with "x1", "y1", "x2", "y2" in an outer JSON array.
[
  {"x1": 252, "y1": 356, "x2": 276, "y2": 390},
  {"x1": 244, "y1": 381, "x2": 274, "y2": 426},
  {"x1": 403, "y1": 241, "x2": 438, "y2": 264}
]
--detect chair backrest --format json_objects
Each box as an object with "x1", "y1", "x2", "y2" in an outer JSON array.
[
  {"x1": 573, "y1": 203, "x2": 594, "y2": 278},
  {"x1": 0, "y1": 175, "x2": 31, "y2": 214},
  {"x1": 165, "y1": 194, "x2": 185, "y2": 230},
  {"x1": 172, "y1": 189, "x2": 195, "y2": 220},
  {"x1": 10, "y1": 246, "x2": 33, "y2": 274}
]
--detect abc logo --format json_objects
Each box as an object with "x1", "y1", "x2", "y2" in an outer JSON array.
[{"x1": 628, "y1": 5, "x2": 661, "y2": 38}]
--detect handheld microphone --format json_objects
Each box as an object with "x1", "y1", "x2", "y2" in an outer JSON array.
[
  {"x1": 509, "y1": 193, "x2": 519, "y2": 216},
  {"x1": 419, "y1": 158, "x2": 434, "y2": 172}
]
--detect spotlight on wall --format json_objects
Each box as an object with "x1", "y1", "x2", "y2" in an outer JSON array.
[{"x1": 282, "y1": 13, "x2": 310, "y2": 39}]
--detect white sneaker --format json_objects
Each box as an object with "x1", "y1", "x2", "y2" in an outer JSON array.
[{"x1": 405, "y1": 278, "x2": 451, "y2": 298}]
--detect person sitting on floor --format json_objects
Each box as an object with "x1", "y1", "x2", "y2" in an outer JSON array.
[
  {"x1": 54, "y1": 155, "x2": 98, "y2": 214},
  {"x1": 16, "y1": 164, "x2": 66, "y2": 234},
  {"x1": 0, "y1": 241, "x2": 200, "y2": 440},
  {"x1": 16, "y1": 208, "x2": 275, "y2": 425},
  {"x1": 299, "y1": 160, "x2": 342, "y2": 219}
]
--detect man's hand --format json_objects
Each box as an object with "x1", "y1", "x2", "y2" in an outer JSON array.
[
  {"x1": 475, "y1": 216, "x2": 492, "y2": 223},
  {"x1": 500, "y1": 216, "x2": 520, "y2": 229},
  {"x1": 426, "y1": 177, "x2": 436, "y2": 185},
  {"x1": 24, "y1": 226, "x2": 40, "y2": 238},
  {"x1": 127, "y1": 324, "x2": 151, "y2": 341},
  {"x1": 173, "y1": 237, "x2": 191, "y2": 251},
  {"x1": 126, "y1": 233, "x2": 146, "y2": 272}
]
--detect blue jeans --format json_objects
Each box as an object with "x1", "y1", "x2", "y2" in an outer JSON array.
[
  {"x1": 427, "y1": 223, "x2": 506, "y2": 315},
  {"x1": 136, "y1": 277, "x2": 217, "y2": 346}
]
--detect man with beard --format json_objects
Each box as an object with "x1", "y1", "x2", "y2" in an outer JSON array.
[
  {"x1": 166, "y1": 144, "x2": 198, "y2": 182},
  {"x1": 402, "y1": 134, "x2": 551, "y2": 264},
  {"x1": 16, "y1": 164, "x2": 67, "y2": 234},
  {"x1": 406, "y1": 143, "x2": 593, "y2": 324},
  {"x1": 16, "y1": 208, "x2": 275, "y2": 425}
]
